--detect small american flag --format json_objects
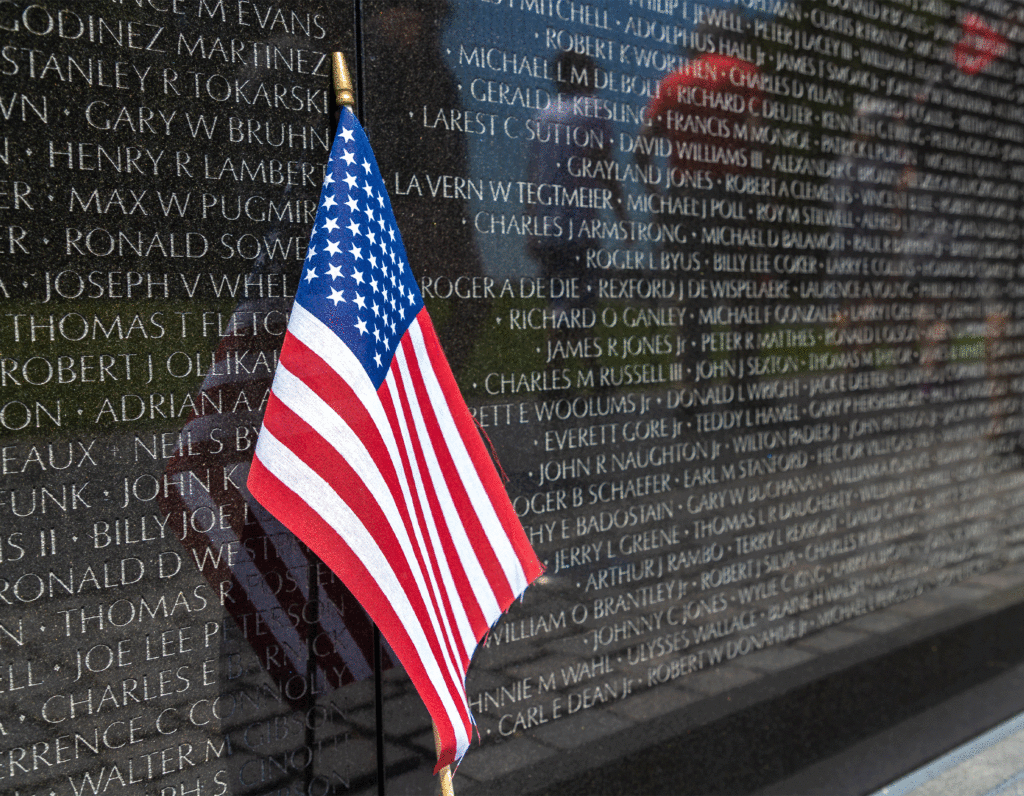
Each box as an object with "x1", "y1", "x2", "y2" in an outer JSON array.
[{"x1": 248, "y1": 108, "x2": 543, "y2": 771}]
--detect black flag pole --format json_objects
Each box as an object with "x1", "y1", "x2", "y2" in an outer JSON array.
[
  {"x1": 330, "y1": 47, "x2": 455, "y2": 796},
  {"x1": 332, "y1": 49, "x2": 391, "y2": 796}
]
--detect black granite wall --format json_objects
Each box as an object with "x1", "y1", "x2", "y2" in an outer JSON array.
[{"x1": 4, "y1": 0, "x2": 1024, "y2": 793}]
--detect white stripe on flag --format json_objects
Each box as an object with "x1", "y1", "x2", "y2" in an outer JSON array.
[{"x1": 407, "y1": 321, "x2": 530, "y2": 598}]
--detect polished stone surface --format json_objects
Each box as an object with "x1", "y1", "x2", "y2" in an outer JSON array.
[{"x1": 3, "y1": 0, "x2": 1024, "y2": 793}]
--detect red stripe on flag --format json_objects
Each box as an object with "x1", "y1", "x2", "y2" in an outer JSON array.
[{"x1": 417, "y1": 314, "x2": 545, "y2": 591}]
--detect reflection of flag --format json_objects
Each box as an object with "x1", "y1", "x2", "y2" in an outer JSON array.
[
  {"x1": 248, "y1": 108, "x2": 542, "y2": 771},
  {"x1": 954, "y1": 13, "x2": 1007, "y2": 74},
  {"x1": 161, "y1": 300, "x2": 388, "y2": 701}
]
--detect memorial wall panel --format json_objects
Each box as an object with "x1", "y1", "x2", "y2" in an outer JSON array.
[
  {"x1": 3, "y1": 0, "x2": 1024, "y2": 794},
  {"x1": 362, "y1": 0, "x2": 1024, "y2": 792},
  {"x1": 0, "y1": 2, "x2": 385, "y2": 795}
]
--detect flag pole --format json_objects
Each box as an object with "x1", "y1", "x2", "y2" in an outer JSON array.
[
  {"x1": 333, "y1": 49, "x2": 462, "y2": 794},
  {"x1": 335, "y1": 51, "x2": 394, "y2": 796},
  {"x1": 432, "y1": 722, "x2": 456, "y2": 796},
  {"x1": 332, "y1": 49, "x2": 457, "y2": 796}
]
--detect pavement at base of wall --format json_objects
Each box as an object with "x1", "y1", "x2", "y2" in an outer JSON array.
[{"x1": 874, "y1": 711, "x2": 1024, "y2": 796}]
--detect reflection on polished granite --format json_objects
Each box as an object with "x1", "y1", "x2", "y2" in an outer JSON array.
[{"x1": 4, "y1": 0, "x2": 1024, "y2": 792}]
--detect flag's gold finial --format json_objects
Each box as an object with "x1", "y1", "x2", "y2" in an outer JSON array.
[{"x1": 332, "y1": 52, "x2": 355, "y2": 111}]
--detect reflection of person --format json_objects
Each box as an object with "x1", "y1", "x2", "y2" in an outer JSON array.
[
  {"x1": 636, "y1": 17, "x2": 762, "y2": 197},
  {"x1": 525, "y1": 52, "x2": 625, "y2": 376},
  {"x1": 527, "y1": 52, "x2": 625, "y2": 314},
  {"x1": 636, "y1": 17, "x2": 762, "y2": 387},
  {"x1": 362, "y1": 0, "x2": 488, "y2": 378}
]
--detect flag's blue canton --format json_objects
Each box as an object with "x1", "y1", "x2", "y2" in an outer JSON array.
[{"x1": 294, "y1": 108, "x2": 424, "y2": 389}]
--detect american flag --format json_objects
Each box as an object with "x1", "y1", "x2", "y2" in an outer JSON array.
[{"x1": 248, "y1": 108, "x2": 543, "y2": 771}]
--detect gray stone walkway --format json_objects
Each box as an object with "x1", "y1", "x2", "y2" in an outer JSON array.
[{"x1": 873, "y1": 712, "x2": 1024, "y2": 796}]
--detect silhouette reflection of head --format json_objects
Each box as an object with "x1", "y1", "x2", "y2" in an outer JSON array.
[
  {"x1": 553, "y1": 51, "x2": 597, "y2": 96},
  {"x1": 362, "y1": 0, "x2": 487, "y2": 377}
]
